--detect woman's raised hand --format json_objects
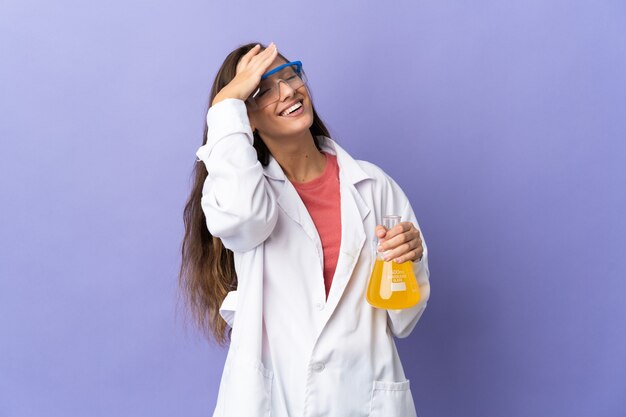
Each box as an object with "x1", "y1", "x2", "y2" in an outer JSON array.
[{"x1": 212, "y1": 43, "x2": 279, "y2": 106}]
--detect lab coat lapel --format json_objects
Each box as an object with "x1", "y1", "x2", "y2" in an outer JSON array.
[
  {"x1": 319, "y1": 175, "x2": 370, "y2": 328},
  {"x1": 277, "y1": 180, "x2": 325, "y2": 272},
  {"x1": 266, "y1": 156, "x2": 325, "y2": 272},
  {"x1": 313, "y1": 139, "x2": 373, "y2": 331}
]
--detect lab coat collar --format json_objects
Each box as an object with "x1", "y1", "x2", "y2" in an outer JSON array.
[{"x1": 262, "y1": 136, "x2": 373, "y2": 185}]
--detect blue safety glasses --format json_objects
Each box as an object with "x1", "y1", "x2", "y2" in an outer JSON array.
[{"x1": 246, "y1": 61, "x2": 308, "y2": 110}]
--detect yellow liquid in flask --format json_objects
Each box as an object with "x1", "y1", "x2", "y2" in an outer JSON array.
[
  {"x1": 366, "y1": 214, "x2": 421, "y2": 310},
  {"x1": 366, "y1": 258, "x2": 421, "y2": 309}
]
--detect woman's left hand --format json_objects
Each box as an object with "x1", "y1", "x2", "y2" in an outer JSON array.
[{"x1": 375, "y1": 222, "x2": 423, "y2": 263}]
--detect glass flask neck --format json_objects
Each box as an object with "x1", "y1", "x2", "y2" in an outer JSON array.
[{"x1": 383, "y1": 215, "x2": 401, "y2": 230}]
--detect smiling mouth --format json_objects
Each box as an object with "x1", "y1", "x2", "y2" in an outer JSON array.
[{"x1": 280, "y1": 100, "x2": 304, "y2": 117}]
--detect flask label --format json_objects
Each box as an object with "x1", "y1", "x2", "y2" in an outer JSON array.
[{"x1": 391, "y1": 269, "x2": 407, "y2": 292}]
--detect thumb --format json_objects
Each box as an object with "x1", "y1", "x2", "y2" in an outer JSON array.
[{"x1": 375, "y1": 225, "x2": 387, "y2": 239}]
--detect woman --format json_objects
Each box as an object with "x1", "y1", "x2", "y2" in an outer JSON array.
[{"x1": 180, "y1": 42, "x2": 431, "y2": 417}]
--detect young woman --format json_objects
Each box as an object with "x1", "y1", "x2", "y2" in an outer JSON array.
[{"x1": 180, "y1": 42, "x2": 431, "y2": 417}]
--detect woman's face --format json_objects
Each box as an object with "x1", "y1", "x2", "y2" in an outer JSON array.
[{"x1": 246, "y1": 57, "x2": 314, "y2": 140}]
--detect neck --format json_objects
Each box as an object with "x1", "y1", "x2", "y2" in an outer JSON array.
[{"x1": 261, "y1": 130, "x2": 326, "y2": 183}]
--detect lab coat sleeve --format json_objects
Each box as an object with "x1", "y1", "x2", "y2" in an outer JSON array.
[
  {"x1": 386, "y1": 195, "x2": 431, "y2": 339},
  {"x1": 195, "y1": 98, "x2": 278, "y2": 253}
]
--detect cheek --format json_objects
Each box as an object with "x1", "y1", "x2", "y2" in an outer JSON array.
[{"x1": 253, "y1": 110, "x2": 277, "y2": 129}]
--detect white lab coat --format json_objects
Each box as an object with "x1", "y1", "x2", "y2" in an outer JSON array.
[{"x1": 196, "y1": 98, "x2": 431, "y2": 417}]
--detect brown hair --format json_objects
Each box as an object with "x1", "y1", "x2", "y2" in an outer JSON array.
[{"x1": 179, "y1": 42, "x2": 332, "y2": 346}]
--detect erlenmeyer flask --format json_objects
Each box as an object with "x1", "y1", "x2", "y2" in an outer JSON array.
[{"x1": 366, "y1": 215, "x2": 421, "y2": 309}]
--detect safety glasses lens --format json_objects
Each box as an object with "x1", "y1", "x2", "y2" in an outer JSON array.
[{"x1": 248, "y1": 63, "x2": 307, "y2": 110}]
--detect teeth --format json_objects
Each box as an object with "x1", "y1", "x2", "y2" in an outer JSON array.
[{"x1": 281, "y1": 102, "x2": 302, "y2": 116}]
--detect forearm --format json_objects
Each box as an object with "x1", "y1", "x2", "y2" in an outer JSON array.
[{"x1": 196, "y1": 99, "x2": 278, "y2": 252}]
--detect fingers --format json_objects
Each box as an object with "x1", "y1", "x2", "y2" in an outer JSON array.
[
  {"x1": 248, "y1": 43, "x2": 277, "y2": 68},
  {"x1": 379, "y1": 238, "x2": 423, "y2": 263},
  {"x1": 382, "y1": 222, "x2": 418, "y2": 243},
  {"x1": 237, "y1": 43, "x2": 277, "y2": 75},
  {"x1": 389, "y1": 246, "x2": 424, "y2": 264},
  {"x1": 375, "y1": 222, "x2": 413, "y2": 240},
  {"x1": 236, "y1": 44, "x2": 261, "y2": 72},
  {"x1": 378, "y1": 234, "x2": 419, "y2": 256},
  {"x1": 252, "y1": 43, "x2": 278, "y2": 73},
  {"x1": 376, "y1": 222, "x2": 423, "y2": 263}
]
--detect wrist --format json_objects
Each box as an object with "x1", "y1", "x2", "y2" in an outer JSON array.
[{"x1": 212, "y1": 89, "x2": 245, "y2": 106}]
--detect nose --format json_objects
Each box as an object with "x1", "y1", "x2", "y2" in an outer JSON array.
[{"x1": 277, "y1": 79, "x2": 296, "y2": 101}]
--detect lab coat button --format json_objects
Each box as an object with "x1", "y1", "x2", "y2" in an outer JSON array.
[{"x1": 311, "y1": 362, "x2": 325, "y2": 372}]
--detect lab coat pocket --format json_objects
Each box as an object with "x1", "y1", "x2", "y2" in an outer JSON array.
[
  {"x1": 369, "y1": 379, "x2": 417, "y2": 417},
  {"x1": 219, "y1": 348, "x2": 274, "y2": 417}
]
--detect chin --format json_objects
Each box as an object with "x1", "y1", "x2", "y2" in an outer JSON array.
[{"x1": 282, "y1": 120, "x2": 314, "y2": 137}]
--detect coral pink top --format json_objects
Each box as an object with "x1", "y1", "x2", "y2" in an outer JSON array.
[{"x1": 292, "y1": 152, "x2": 342, "y2": 300}]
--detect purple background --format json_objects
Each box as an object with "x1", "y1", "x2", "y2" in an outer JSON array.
[{"x1": 1, "y1": 0, "x2": 625, "y2": 416}]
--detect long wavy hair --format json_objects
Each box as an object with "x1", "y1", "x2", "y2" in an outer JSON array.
[{"x1": 179, "y1": 42, "x2": 332, "y2": 346}]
